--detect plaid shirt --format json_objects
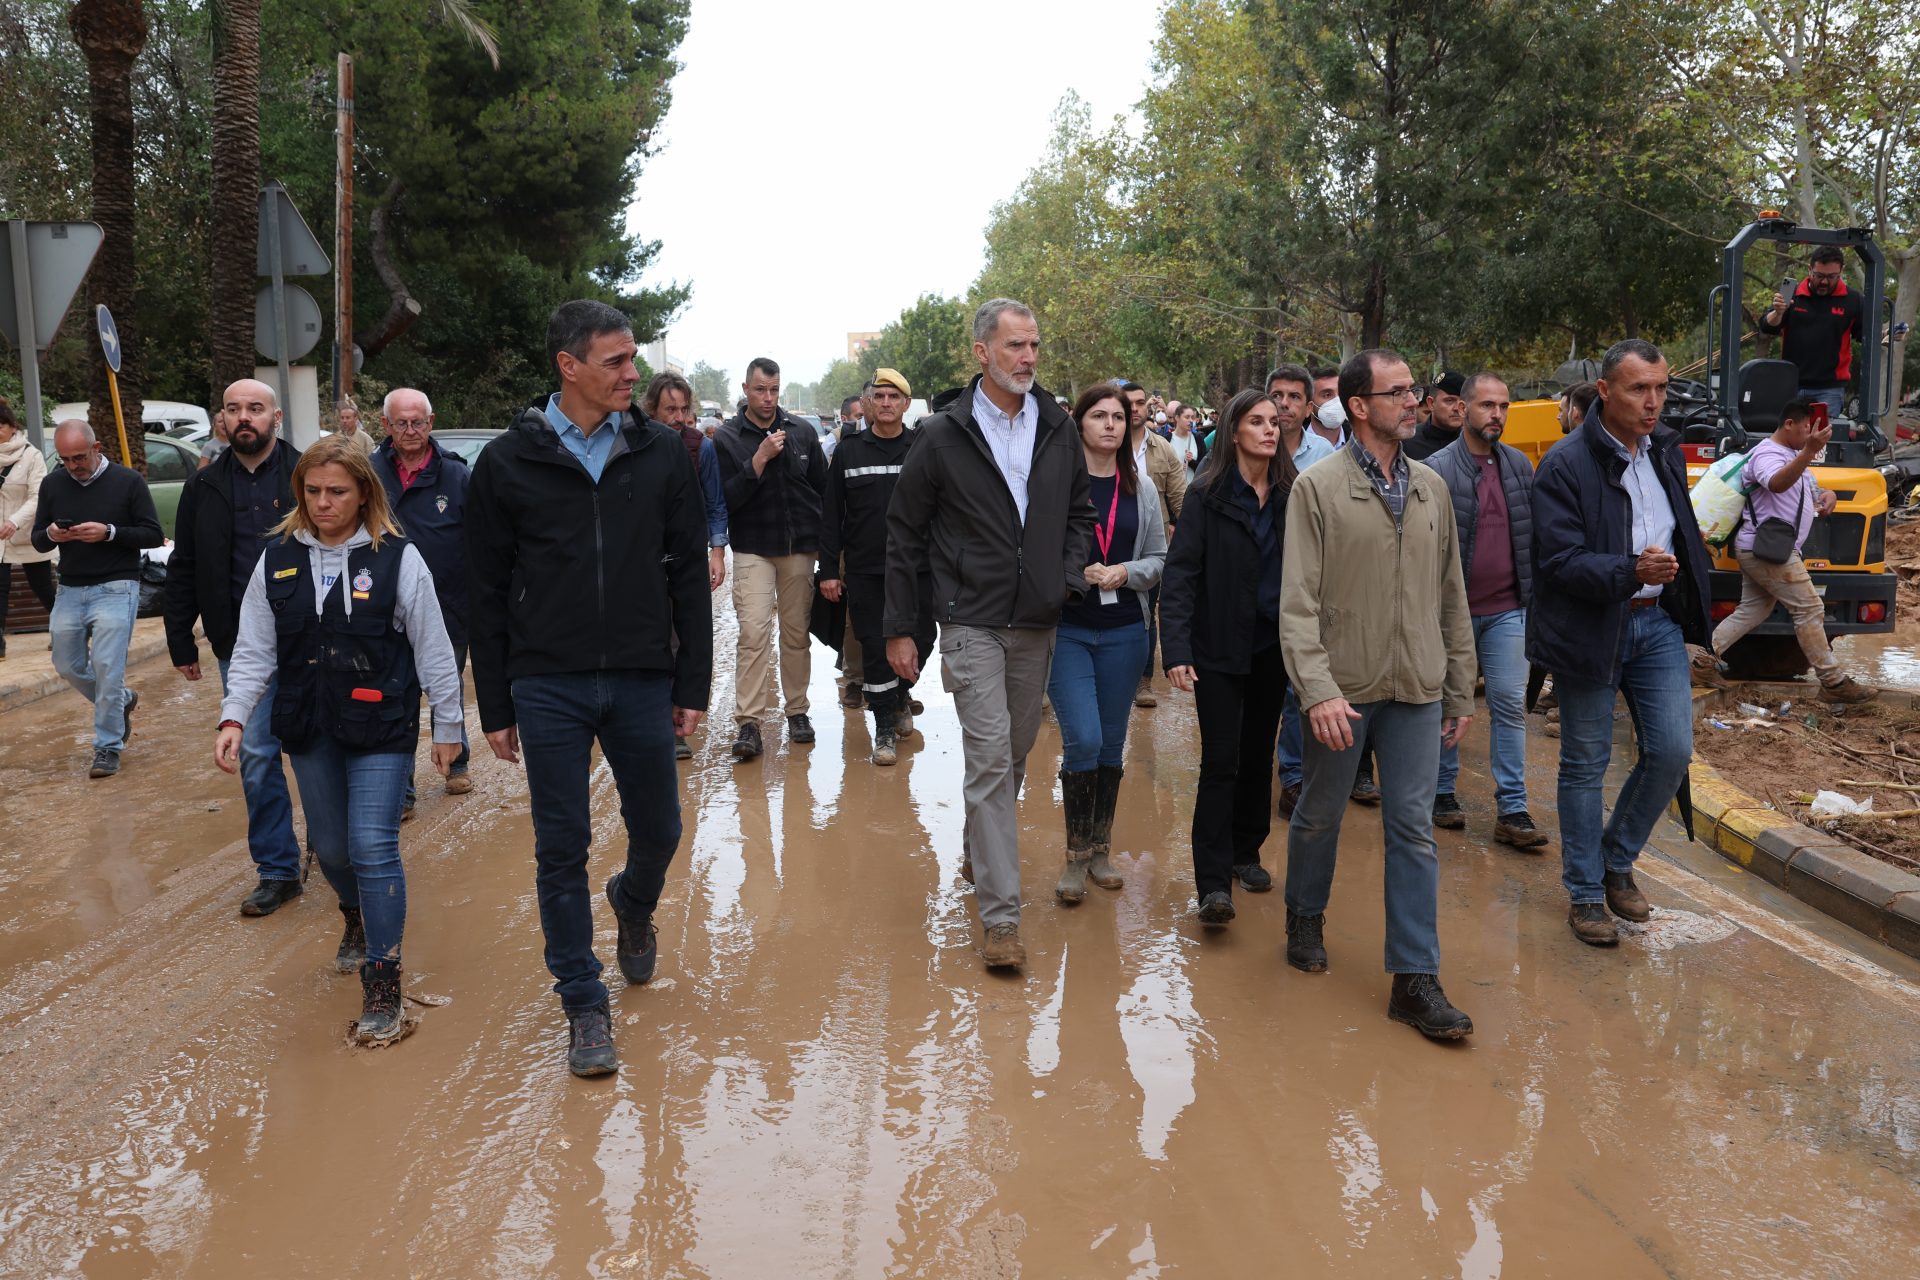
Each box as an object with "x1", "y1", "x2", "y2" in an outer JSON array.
[{"x1": 1349, "y1": 437, "x2": 1409, "y2": 526}]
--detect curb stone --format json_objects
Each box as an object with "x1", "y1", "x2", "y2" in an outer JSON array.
[{"x1": 0, "y1": 631, "x2": 173, "y2": 714}]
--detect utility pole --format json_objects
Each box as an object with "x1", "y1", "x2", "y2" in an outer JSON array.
[{"x1": 332, "y1": 52, "x2": 354, "y2": 411}]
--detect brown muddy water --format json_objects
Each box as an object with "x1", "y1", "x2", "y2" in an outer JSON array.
[{"x1": 2, "y1": 613, "x2": 1918, "y2": 1277}]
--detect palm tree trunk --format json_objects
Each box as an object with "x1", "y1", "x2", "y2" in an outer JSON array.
[
  {"x1": 66, "y1": 0, "x2": 148, "y2": 471},
  {"x1": 209, "y1": 0, "x2": 262, "y2": 403}
]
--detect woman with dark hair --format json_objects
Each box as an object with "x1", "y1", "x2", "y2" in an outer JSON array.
[
  {"x1": 1160, "y1": 388, "x2": 1297, "y2": 924},
  {"x1": 1048, "y1": 385, "x2": 1168, "y2": 902},
  {"x1": 215, "y1": 435, "x2": 464, "y2": 1043},
  {"x1": 0, "y1": 398, "x2": 58, "y2": 659}
]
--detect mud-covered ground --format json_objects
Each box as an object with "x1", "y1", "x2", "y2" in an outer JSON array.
[{"x1": 2, "y1": 600, "x2": 1919, "y2": 1278}]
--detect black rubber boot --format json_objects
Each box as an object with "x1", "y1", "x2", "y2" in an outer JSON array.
[
  {"x1": 355, "y1": 960, "x2": 406, "y2": 1044},
  {"x1": 1055, "y1": 769, "x2": 1099, "y2": 903},
  {"x1": 1088, "y1": 764, "x2": 1125, "y2": 889},
  {"x1": 335, "y1": 906, "x2": 366, "y2": 973}
]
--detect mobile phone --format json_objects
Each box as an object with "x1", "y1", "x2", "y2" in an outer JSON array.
[
  {"x1": 53, "y1": 519, "x2": 75, "y2": 529},
  {"x1": 1810, "y1": 402, "x2": 1830, "y2": 433},
  {"x1": 1782, "y1": 275, "x2": 1796, "y2": 297}
]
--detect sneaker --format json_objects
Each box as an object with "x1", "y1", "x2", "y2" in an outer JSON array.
[
  {"x1": 1233, "y1": 862, "x2": 1273, "y2": 892},
  {"x1": 675, "y1": 735, "x2": 692, "y2": 760},
  {"x1": 788, "y1": 713, "x2": 816, "y2": 744},
  {"x1": 1276, "y1": 782, "x2": 1301, "y2": 819},
  {"x1": 444, "y1": 769, "x2": 473, "y2": 795},
  {"x1": 241, "y1": 877, "x2": 303, "y2": 917},
  {"x1": 871, "y1": 725, "x2": 898, "y2": 766},
  {"x1": 1432, "y1": 792, "x2": 1465, "y2": 829},
  {"x1": 730, "y1": 721, "x2": 763, "y2": 761},
  {"x1": 1350, "y1": 775, "x2": 1381, "y2": 806},
  {"x1": 604, "y1": 871, "x2": 658, "y2": 985},
  {"x1": 1819, "y1": 675, "x2": 1878, "y2": 703},
  {"x1": 1569, "y1": 901, "x2": 1619, "y2": 945},
  {"x1": 1603, "y1": 869, "x2": 1651, "y2": 922},
  {"x1": 1286, "y1": 909, "x2": 1328, "y2": 972},
  {"x1": 1196, "y1": 890, "x2": 1235, "y2": 925},
  {"x1": 1494, "y1": 810, "x2": 1549, "y2": 850},
  {"x1": 335, "y1": 907, "x2": 367, "y2": 973},
  {"x1": 88, "y1": 747, "x2": 120, "y2": 778},
  {"x1": 566, "y1": 1003, "x2": 619, "y2": 1077},
  {"x1": 1387, "y1": 973, "x2": 1473, "y2": 1040},
  {"x1": 121, "y1": 688, "x2": 139, "y2": 740},
  {"x1": 354, "y1": 960, "x2": 407, "y2": 1044},
  {"x1": 840, "y1": 683, "x2": 864, "y2": 710},
  {"x1": 981, "y1": 922, "x2": 1026, "y2": 969},
  {"x1": 1134, "y1": 680, "x2": 1158, "y2": 708}
]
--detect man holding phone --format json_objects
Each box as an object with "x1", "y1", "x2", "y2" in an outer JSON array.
[
  {"x1": 31, "y1": 420, "x2": 163, "y2": 778},
  {"x1": 1708, "y1": 397, "x2": 1875, "y2": 702},
  {"x1": 1760, "y1": 248, "x2": 1865, "y2": 420},
  {"x1": 1529, "y1": 341, "x2": 1713, "y2": 947}
]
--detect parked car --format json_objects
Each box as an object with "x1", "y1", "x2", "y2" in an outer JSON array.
[
  {"x1": 52, "y1": 399, "x2": 211, "y2": 441},
  {"x1": 41, "y1": 433, "x2": 200, "y2": 539},
  {"x1": 429, "y1": 430, "x2": 502, "y2": 468}
]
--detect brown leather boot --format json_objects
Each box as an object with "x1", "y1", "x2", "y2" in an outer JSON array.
[
  {"x1": 1603, "y1": 870, "x2": 1650, "y2": 922},
  {"x1": 981, "y1": 923, "x2": 1026, "y2": 969},
  {"x1": 1569, "y1": 902, "x2": 1619, "y2": 946},
  {"x1": 1819, "y1": 675, "x2": 1878, "y2": 703}
]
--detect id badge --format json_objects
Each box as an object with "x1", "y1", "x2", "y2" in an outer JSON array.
[{"x1": 1099, "y1": 588, "x2": 1119, "y2": 606}]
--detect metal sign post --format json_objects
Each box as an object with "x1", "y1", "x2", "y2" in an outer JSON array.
[
  {"x1": 0, "y1": 220, "x2": 104, "y2": 450},
  {"x1": 6, "y1": 223, "x2": 42, "y2": 448},
  {"x1": 263, "y1": 194, "x2": 293, "y2": 415},
  {"x1": 254, "y1": 182, "x2": 330, "y2": 422},
  {"x1": 96, "y1": 304, "x2": 132, "y2": 466}
]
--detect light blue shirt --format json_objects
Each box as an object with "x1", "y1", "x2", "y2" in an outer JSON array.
[
  {"x1": 1292, "y1": 431, "x2": 1336, "y2": 471},
  {"x1": 1604, "y1": 429, "x2": 1677, "y2": 600},
  {"x1": 544, "y1": 394, "x2": 619, "y2": 484},
  {"x1": 971, "y1": 381, "x2": 1038, "y2": 525}
]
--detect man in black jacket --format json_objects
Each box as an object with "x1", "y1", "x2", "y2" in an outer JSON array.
[
  {"x1": 1529, "y1": 339, "x2": 1712, "y2": 947},
  {"x1": 818, "y1": 367, "x2": 932, "y2": 766},
  {"x1": 33, "y1": 420, "x2": 162, "y2": 779},
  {"x1": 1759, "y1": 246, "x2": 1866, "y2": 419},
  {"x1": 884, "y1": 298, "x2": 1096, "y2": 971},
  {"x1": 1404, "y1": 371, "x2": 1465, "y2": 461},
  {"x1": 466, "y1": 299, "x2": 711, "y2": 1078},
  {"x1": 710, "y1": 357, "x2": 829, "y2": 761},
  {"x1": 163, "y1": 379, "x2": 305, "y2": 912}
]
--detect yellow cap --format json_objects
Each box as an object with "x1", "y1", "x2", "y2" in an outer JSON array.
[{"x1": 872, "y1": 367, "x2": 912, "y2": 397}]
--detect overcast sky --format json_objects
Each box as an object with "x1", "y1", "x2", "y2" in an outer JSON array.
[{"x1": 625, "y1": 0, "x2": 1165, "y2": 389}]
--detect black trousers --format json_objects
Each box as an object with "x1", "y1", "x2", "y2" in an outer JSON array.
[
  {"x1": 1190, "y1": 644, "x2": 1289, "y2": 899},
  {"x1": 846, "y1": 573, "x2": 932, "y2": 714},
  {"x1": 0, "y1": 560, "x2": 57, "y2": 631}
]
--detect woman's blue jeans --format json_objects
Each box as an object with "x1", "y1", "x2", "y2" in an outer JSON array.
[
  {"x1": 289, "y1": 740, "x2": 413, "y2": 962},
  {"x1": 1046, "y1": 622, "x2": 1150, "y2": 771}
]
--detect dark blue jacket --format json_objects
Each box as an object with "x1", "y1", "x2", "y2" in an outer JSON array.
[
  {"x1": 1425, "y1": 437, "x2": 1535, "y2": 609},
  {"x1": 373, "y1": 437, "x2": 471, "y2": 645},
  {"x1": 1527, "y1": 409, "x2": 1712, "y2": 686}
]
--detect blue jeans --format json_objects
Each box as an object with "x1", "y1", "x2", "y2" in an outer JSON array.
[
  {"x1": 1437, "y1": 609, "x2": 1529, "y2": 813},
  {"x1": 218, "y1": 658, "x2": 302, "y2": 881},
  {"x1": 1805, "y1": 387, "x2": 1845, "y2": 418},
  {"x1": 1276, "y1": 687, "x2": 1303, "y2": 788},
  {"x1": 1555, "y1": 605, "x2": 1693, "y2": 903},
  {"x1": 289, "y1": 741, "x2": 412, "y2": 961},
  {"x1": 49, "y1": 579, "x2": 138, "y2": 752},
  {"x1": 514, "y1": 671, "x2": 682, "y2": 1011},
  {"x1": 1048, "y1": 622, "x2": 1150, "y2": 771},
  {"x1": 1285, "y1": 698, "x2": 1444, "y2": 973}
]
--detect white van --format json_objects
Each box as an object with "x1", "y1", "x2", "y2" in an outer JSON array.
[{"x1": 51, "y1": 399, "x2": 213, "y2": 442}]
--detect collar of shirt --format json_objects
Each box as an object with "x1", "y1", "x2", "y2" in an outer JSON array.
[
  {"x1": 1348, "y1": 437, "x2": 1407, "y2": 494},
  {"x1": 397, "y1": 452, "x2": 431, "y2": 489},
  {"x1": 971, "y1": 381, "x2": 1036, "y2": 437},
  {"x1": 970, "y1": 381, "x2": 1038, "y2": 523},
  {"x1": 545, "y1": 394, "x2": 620, "y2": 480},
  {"x1": 74, "y1": 454, "x2": 111, "y2": 487}
]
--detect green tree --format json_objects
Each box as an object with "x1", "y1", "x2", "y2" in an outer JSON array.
[
  {"x1": 862, "y1": 293, "x2": 970, "y2": 400},
  {"x1": 690, "y1": 359, "x2": 728, "y2": 405}
]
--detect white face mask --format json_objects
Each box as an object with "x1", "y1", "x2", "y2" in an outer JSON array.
[{"x1": 1317, "y1": 399, "x2": 1348, "y2": 430}]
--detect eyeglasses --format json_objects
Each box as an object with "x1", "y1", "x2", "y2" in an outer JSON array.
[
  {"x1": 1358, "y1": 385, "x2": 1424, "y2": 403},
  {"x1": 58, "y1": 451, "x2": 95, "y2": 465},
  {"x1": 387, "y1": 419, "x2": 432, "y2": 433},
  {"x1": 1810, "y1": 268, "x2": 1844, "y2": 280}
]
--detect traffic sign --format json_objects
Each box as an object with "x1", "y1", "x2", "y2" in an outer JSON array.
[
  {"x1": 0, "y1": 221, "x2": 103, "y2": 351},
  {"x1": 254, "y1": 284, "x2": 323, "y2": 361},
  {"x1": 256, "y1": 181, "x2": 330, "y2": 278},
  {"x1": 96, "y1": 304, "x2": 122, "y2": 373}
]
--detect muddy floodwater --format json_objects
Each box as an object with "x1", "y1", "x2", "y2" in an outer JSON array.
[{"x1": 2, "y1": 611, "x2": 1919, "y2": 1278}]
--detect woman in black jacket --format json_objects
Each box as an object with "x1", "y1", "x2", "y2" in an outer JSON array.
[{"x1": 1160, "y1": 389, "x2": 1296, "y2": 925}]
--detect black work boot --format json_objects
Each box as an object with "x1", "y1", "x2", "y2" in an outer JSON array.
[
  {"x1": 566, "y1": 1003, "x2": 618, "y2": 1077},
  {"x1": 1055, "y1": 769, "x2": 1099, "y2": 903},
  {"x1": 1388, "y1": 973, "x2": 1474, "y2": 1040},
  {"x1": 354, "y1": 960, "x2": 406, "y2": 1044},
  {"x1": 1286, "y1": 908, "x2": 1328, "y2": 972},
  {"x1": 1234, "y1": 862, "x2": 1273, "y2": 892},
  {"x1": 336, "y1": 906, "x2": 367, "y2": 973},
  {"x1": 1197, "y1": 890, "x2": 1235, "y2": 925},
  {"x1": 787, "y1": 713, "x2": 816, "y2": 744},
  {"x1": 241, "y1": 877, "x2": 303, "y2": 917},
  {"x1": 605, "y1": 871, "x2": 658, "y2": 985},
  {"x1": 1350, "y1": 773, "x2": 1381, "y2": 806},
  {"x1": 1087, "y1": 765, "x2": 1125, "y2": 889},
  {"x1": 1432, "y1": 792, "x2": 1465, "y2": 829},
  {"x1": 870, "y1": 696, "x2": 898, "y2": 766},
  {"x1": 730, "y1": 721, "x2": 763, "y2": 762}
]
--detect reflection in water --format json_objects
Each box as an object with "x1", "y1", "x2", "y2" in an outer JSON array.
[
  {"x1": 1116, "y1": 930, "x2": 1198, "y2": 1162},
  {"x1": 1329, "y1": 1110, "x2": 1385, "y2": 1247},
  {"x1": 1832, "y1": 633, "x2": 1920, "y2": 689},
  {"x1": 1027, "y1": 947, "x2": 1066, "y2": 1078}
]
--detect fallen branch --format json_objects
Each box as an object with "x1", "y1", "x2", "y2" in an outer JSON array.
[
  {"x1": 1828, "y1": 808, "x2": 1920, "y2": 822},
  {"x1": 1824, "y1": 824, "x2": 1920, "y2": 872},
  {"x1": 1837, "y1": 779, "x2": 1920, "y2": 792}
]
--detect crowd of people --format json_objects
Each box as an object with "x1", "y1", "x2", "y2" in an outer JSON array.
[{"x1": 2, "y1": 258, "x2": 1879, "y2": 1073}]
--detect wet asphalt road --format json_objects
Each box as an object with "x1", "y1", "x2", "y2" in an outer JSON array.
[{"x1": 1, "y1": 602, "x2": 1918, "y2": 1278}]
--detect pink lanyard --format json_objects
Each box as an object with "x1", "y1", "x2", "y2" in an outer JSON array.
[{"x1": 1092, "y1": 478, "x2": 1122, "y2": 562}]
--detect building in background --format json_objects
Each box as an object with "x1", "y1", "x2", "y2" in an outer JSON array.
[
  {"x1": 646, "y1": 337, "x2": 686, "y2": 377},
  {"x1": 847, "y1": 332, "x2": 881, "y2": 361}
]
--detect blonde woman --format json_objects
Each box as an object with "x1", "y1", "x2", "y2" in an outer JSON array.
[{"x1": 214, "y1": 435, "x2": 463, "y2": 1043}]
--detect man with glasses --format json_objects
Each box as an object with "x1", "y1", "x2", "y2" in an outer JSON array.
[
  {"x1": 1280, "y1": 350, "x2": 1477, "y2": 1041},
  {"x1": 165, "y1": 380, "x2": 305, "y2": 911},
  {"x1": 1760, "y1": 246, "x2": 1865, "y2": 419},
  {"x1": 35, "y1": 419, "x2": 163, "y2": 779},
  {"x1": 373, "y1": 388, "x2": 475, "y2": 804}
]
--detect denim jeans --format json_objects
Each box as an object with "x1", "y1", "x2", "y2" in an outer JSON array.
[
  {"x1": 219, "y1": 658, "x2": 302, "y2": 881},
  {"x1": 1276, "y1": 687, "x2": 1303, "y2": 788},
  {"x1": 289, "y1": 740, "x2": 412, "y2": 961},
  {"x1": 1437, "y1": 608, "x2": 1529, "y2": 813},
  {"x1": 403, "y1": 642, "x2": 471, "y2": 807},
  {"x1": 514, "y1": 670, "x2": 682, "y2": 1010},
  {"x1": 49, "y1": 579, "x2": 138, "y2": 751},
  {"x1": 1555, "y1": 605, "x2": 1693, "y2": 903},
  {"x1": 1048, "y1": 621, "x2": 1150, "y2": 771},
  {"x1": 1286, "y1": 698, "x2": 1444, "y2": 973},
  {"x1": 1191, "y1": 647, "x2": 1289, "y2": 899},
  {"x1": 1804, "y1": 387, "x2": 1845, "y2": 418}
]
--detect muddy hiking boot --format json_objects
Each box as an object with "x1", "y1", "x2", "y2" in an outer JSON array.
[
  {"x1": 354, "y1": 960, "x2": 406, "y2": 1045},
  {"x1": 88, "y1": 748, "x2": 120, "y2": 778},
  {"x1": 336, "y1": 907, "x2": 367, "y2": 973},
  {"x1": 605, "y1": 871, "x2": 658, "y2": 985},
  {"x1": 730, "y1": 721, "x2": 763, "y2": 762},
  {"x1": 443, "y1": 769, "x2": 473, "y2": 795},
  {"x1": 1134, "y1": 679, "x2": 1157, "y2": 709},
  {"x1": 1350, "y1": 773, "x2": 1381, "y2": 806},
  {"x1": 1196, "y1": 891, "x2": 1235, "y2": 925},
  {"x1": 1388, "y1": 973, "x2": 1473, "y2": 1040},
  {"x1": 1603, "y1": 870, "x2": 1651, "y2": 922},
  {"x1": 1819, "y1": 676, "x2": 1878, "y2": 704},
  {"x1": 840, "y1": 682, "x2": 864, "y2": 710},
  {"x1": 1233, "y1": 862, "x2": 1273, "y2": 892},
  {"x1": 870, "y1": 698, "x2": 898, "y2": 765},
  {"x1": 787, "y1": 713, "x2": 816, "y2": 744},
  {"x1": 1087, "y1": 765, "x2": 1126, "y2": 890},
  {"x1": 241, "y1": 877, "x2": 302, "y2": 917},
  {"x1": 1286, "y1": 909, "x2": 1328, "y2": 972},
  {"x1": 1689, "y1": 649, "x2": 1735, "y2": 689},
  {"x1": 894, "y1": 702, "x2": 915, "y2": 740},
  {"x1": 566, "y1": 1003, "x2": 618, "y2": 1077},
  {"x1": 981, "y1": 923, "x2": 1026, "y2": 970},
  {"x1": 1055, "y1": 769, "x2": 1099, "y2": 903},
  {"x1": 1494, "y1": 810, "x2": 1550, "y2": 850},
  {"x1": 1569, "y1": 902, "x2": 1619, "y2": 946},
  {"x1": 1431, "y1": 792, "x2": 1465, "y2": 829}
]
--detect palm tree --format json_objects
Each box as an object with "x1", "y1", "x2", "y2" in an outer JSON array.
[{"x1": 67, "y1": 0, "x2": 148, "y2": 471}]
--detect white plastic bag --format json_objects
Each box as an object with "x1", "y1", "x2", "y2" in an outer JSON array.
[
  {"x1": 1690, "y1": 450, "x2": 1756, "y2": 548},
  {"x1": 1808, "y1": 790, "x2": 1873, "y2": 818}
]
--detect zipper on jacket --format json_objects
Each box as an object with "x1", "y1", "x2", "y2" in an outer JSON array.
[
  {"x1": 592, "y1": 489, "x2": 607, "y2": 667},
  {"x1": 1010, "y1": 545, "x2": 1023, "y2": 627}
]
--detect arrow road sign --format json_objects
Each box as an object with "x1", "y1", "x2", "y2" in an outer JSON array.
[
  {"x1": 256, "y1": 181, "x2": 330, "y2": 278},
  {"x1": 96, "y1": 304, "x2": 122, "y2": 373},
  {"x1": 0, "y1": 220, "x2": 103, "y2": 351},
  {"x1": 254, "y1": 283, "x2": 323, "y2": 362}
]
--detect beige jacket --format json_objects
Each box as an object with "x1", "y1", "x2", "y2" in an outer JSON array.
[
  {"x1": 1279, "y1": 444, "x2": 1476, "y2": 717},
  {"x1": 1139, "y1": 429, "x2": 1189, "y2": 524},
  {"x1": 0, "y1": 437, "x2": 56, "y2": 565}
]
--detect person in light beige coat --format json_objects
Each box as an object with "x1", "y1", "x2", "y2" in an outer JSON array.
[{"x1": 0, "y1": 399, "x2": 58, "y2": 658}]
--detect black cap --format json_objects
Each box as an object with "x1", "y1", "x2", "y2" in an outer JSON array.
[{"x1": 1432, "y1": 371, "x2": 1467, "y2": 397}]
